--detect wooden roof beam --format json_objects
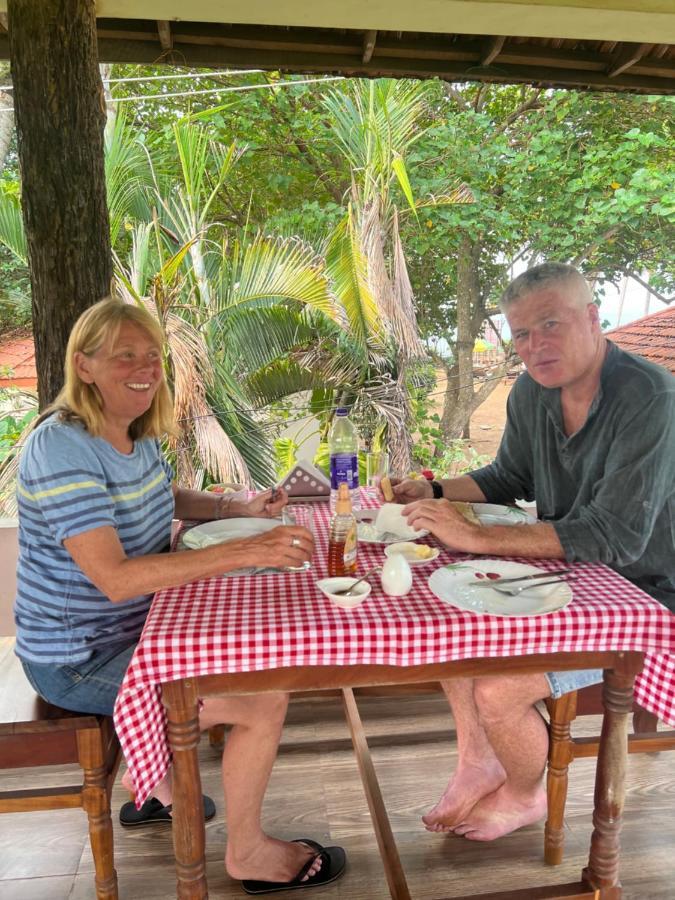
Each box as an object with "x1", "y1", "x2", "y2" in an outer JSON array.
[
  {"x1": 157, "y1": 20, "x2": 173, "y2": 52},
  {"x1": 607, "y1": 42, "x2": 652, "y2": 77},
  {"x1": 481, "y1": 35, "x2": 505, "y2": 66},
  {"x1": 362, "y1": 29, "x2": 377, "y2": 64}
]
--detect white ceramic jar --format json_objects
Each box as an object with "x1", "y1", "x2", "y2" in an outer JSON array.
[{"x1": 380, "y1": 553, "x2": 413, "y2": 596}]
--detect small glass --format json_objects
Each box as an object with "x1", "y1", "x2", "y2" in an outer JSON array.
[
  {"x1": 282, "y1": 505, "x2": 314, "y2": 571},
  {"x1": 366, "y1": 450, "x2": 390, "y2": 498}
]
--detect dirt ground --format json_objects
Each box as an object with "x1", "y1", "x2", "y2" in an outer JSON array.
[{"x1": 466, "y1": 377, "x2": 512, "y2": 460}]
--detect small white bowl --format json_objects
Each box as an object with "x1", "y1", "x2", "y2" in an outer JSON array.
[{"x1": 317, "y1": 577, "x2": 372, "y2": 609}]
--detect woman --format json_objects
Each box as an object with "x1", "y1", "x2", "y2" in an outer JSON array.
[{"x1": 14, "y1": 297, "x2": 345, "y2": 892}]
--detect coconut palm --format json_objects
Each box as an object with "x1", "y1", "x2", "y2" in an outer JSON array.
[{"x1": 322, "y1": 79, "x2": 473, "y2": 472}]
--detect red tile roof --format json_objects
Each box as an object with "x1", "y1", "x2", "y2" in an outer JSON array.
[
  {"x1": 606, "y1": 305, "x2": 675, "y2": 376},
  {"x1": 0, "y1": 334, "x2": 37, "y2": 389}
]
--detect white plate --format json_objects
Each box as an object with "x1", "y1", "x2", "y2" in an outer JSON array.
[
  {"x1": 355, "y1": 509, "x2": 429, "y2": 544},
  {"x1": 182, "y1": 517, "x2": 278, "y2": 549},
  {"x1": 428, "y1": 559, "x2": 572, "y2": 617},
  {"x1": 384, "y1": 542, "x2": 440, "y2": 565},
  {"x1": 472, "y1": 504, "x2": 536, "y2": 526}
]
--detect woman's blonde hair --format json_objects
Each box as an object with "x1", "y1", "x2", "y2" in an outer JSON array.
[{"x1": 44, "y1": 297, "x2": 177, "y2": 440}]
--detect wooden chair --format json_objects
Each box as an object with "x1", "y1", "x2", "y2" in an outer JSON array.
[
  {"x1": 544, "y1": 680, "x2": 675, "y2": 865},
  {"x1": 0, "y1": 638, "x2": 122, "y2": 899}
]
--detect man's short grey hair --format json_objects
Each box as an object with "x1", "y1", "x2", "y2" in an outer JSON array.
[{"x1": 500, "y1": 262, "x2": 592, "y2": 311}]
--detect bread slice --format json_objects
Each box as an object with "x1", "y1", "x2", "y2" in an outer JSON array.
[
  {"x1": 380, "y1": 475, "x2": 395, "y2": 502},
  {"x1": 451, "y1": 501, "x2": 481, "y2": 526}
]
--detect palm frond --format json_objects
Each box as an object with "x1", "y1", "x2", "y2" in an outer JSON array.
[
  {"x1": 391, "y1": 208, "x2": 426, "y2": 362},
  {"x1": 210, "y1": 233, "x2": 340, "y2": 322},
  {"x1": 104, "y1": 110, "x2": 153, "y2": 244},
  {"x1": 325, "y1": 211, "x2": 384, "y2": 351},
  {"x1": 244, "y1": 359, "x2": 329, "y2": 408},
  {"x1": 211, "y1": 305, "x2": 324, "y2": 374}
]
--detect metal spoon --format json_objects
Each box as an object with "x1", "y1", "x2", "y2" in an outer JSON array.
[{"x1": 331, "y1": 566, "x2": 382, "y2": 597}]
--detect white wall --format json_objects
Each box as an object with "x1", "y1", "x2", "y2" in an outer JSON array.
[{"x1": 0, "y1": 518, "x2": 17, "y2": 636}]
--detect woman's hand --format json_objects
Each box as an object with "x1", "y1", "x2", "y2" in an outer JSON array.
[
  {"x1": 240, "y1": 487, "x2": 288, "y2": 519},
  {"x1": 229, "y1": 524, "x2": 314, "y2": 570},
  {"x1": 381, "y1": 477, "x2": 434, "y2": 504}
]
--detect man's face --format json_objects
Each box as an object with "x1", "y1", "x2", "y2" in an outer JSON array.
[{"x1": 506, "y1": 284, "x2": 601, "y2": 390}]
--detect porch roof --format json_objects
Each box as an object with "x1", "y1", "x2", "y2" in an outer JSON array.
[{"x1": 1, "y1": 1, "x2": 674, "y2": 93}]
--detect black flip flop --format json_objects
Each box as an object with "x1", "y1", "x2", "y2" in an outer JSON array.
[
  {"x1": 119, "y1": 794, "x2": 216, "y2": 827},
  {"x1": 241, "y1": 839, "x2": 346, "y2": 895}
]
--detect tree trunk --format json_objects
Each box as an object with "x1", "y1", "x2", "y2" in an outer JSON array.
[
  {"x1": 8, "y1": 0, "x2": 111, "y2": 407},
  {"x1": 439, "y1": 234, "x2": 478, "y2": 440},
  {"x1": 438, "y1": 235, "x2": 507, "y2": 443}
]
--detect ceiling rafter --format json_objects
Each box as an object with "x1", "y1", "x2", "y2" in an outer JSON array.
[
  {"x1": 157, "y1": 20, "x2": 173, "y2": 51},
  {"x1": 362, "y1": 29, "x2": 377, "y2": 64},
  {"x1": 481, "y1": 36, "x2": 505, "y2": 66},
  {"x1": 606, "y1": 42, "x2": 652, "y2": 77}
]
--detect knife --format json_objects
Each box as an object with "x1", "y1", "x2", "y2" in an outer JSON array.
[{"x1": 473, "y1": 567, "x2": 573, "y2": 587}]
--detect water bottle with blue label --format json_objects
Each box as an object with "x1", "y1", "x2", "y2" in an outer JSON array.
[{"x1": 328, "y1": 407, "x2": 361, "y2": 510}]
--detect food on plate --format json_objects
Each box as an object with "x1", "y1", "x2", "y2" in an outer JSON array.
[
  {"x1": 451, "y1": 501, "x2": 481, "y2": 526},
  {"x1": 380, "y1": 475, "x2": 395, "y2": 502},
  {"x1": 414, "y1": 544, "x2": 436, "y2": 559}
]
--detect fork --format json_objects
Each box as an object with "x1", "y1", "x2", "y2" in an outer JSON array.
[{"x1": 489, "y1": 576, "x2": 579, "y2": 596}]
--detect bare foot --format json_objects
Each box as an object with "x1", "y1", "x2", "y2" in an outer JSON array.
[
  {"x1": 226, "y1": 836, "x2": 322, "y2": 884},
  {"x1": 422, "y1": 759, "x2": 506, "y2": 833},
  {"x1": 451, "y1": 783, "x2": 547, "y2": 841}
]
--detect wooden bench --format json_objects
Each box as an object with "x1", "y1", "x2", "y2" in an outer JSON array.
[{"x1": 0, "y1": 637, "x2": 122, "y2": 899}]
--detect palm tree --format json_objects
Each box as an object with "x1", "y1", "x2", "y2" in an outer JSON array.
[{"x1": 322, "y1": 79, "x2": 473, "y2": 472}]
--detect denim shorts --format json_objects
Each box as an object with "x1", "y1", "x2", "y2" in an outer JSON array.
[
  {"x1": 20, "y1": 641, "x2": 137, "y2": 716},
  {"x1": 545, "y1": 668, "x2": 603, "y2": 700}
]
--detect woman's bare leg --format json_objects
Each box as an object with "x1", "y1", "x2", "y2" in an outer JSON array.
[{"x1": 199, "y1": 693, "x2": 322, "y2": 883}]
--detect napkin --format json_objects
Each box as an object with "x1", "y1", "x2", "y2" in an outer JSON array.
[
  {"x1": 279, "y1": 459, "x2": 330, "y2": 501},
  {"x1": 375, "y1": 503, "x2": 425, "y2": 540}
]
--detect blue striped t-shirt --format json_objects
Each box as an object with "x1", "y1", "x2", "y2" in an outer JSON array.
[{"x1": 14, "y1": 415, "x2": 175, "y2": 664}]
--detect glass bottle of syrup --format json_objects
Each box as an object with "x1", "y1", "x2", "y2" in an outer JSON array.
[{"x1": 328, "y1": 482, "x2": 358, "y2": 576}]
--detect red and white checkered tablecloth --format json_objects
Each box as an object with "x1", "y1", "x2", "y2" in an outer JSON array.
[{"x1": 114, "y1": 498, "x2": 675, "y2": 806}]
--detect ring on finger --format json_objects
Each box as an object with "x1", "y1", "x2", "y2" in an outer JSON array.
[{"x1": 291, "y1": 537, "x2": 301, "y2": 548}]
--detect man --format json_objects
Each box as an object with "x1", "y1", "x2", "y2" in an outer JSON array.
[{"x1": 392, "y1": 262, "x2": 675, "y2": 842}]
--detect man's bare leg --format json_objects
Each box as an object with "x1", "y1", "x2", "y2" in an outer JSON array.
[
  {"x1": 199, "y1": 694, "x2": 322, "y2": 884},
  {"x1": 423, "y1": 678, "x2": 506, "y2": 832},
  {"x1": 452, "y1": 673, "x2": 550, "y2": 841}
]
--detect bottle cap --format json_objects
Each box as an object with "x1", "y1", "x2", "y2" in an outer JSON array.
[
  {"x1": 335, "y1": 482, "x2": 352, "y2": 515},
  {"x1": 335, "y1": 407, "x2": 349, "y2": 415}
]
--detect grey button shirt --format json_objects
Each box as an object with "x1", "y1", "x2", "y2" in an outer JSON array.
[{"x1": 471, "y1": 342, "x2": 675, "y2": 611}]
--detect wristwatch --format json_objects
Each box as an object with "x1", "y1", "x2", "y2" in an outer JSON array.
[{"x1": 431, "y1": 480, "x2": 444, "y2": 499}]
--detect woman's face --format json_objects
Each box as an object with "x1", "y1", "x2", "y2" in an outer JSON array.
[{"x1": 75, "y1": 321, "x2": 164, "y2": 426}]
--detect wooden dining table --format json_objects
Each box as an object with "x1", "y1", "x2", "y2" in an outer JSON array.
[{"x1": 114, "y1": 496, "x2": 675, "y2": 900}]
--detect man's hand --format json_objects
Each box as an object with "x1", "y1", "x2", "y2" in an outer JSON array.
[
  {"x1": 403, "y1": 498, "x2": 480, "y2": 552},
  {"x1": 380, "y1": 477, "x2": 434, "y2": 504}
]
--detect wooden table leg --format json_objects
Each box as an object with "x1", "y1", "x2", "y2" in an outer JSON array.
[
  {"x1": 582, "y1": 665, "x2": 636, "y2": 899},
  {"x1": 342, "y1": 688, "x2": 412, "y2": 900},
  {"x1": 163, "y1": 679, "x2": 208, "y2": 900}
]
